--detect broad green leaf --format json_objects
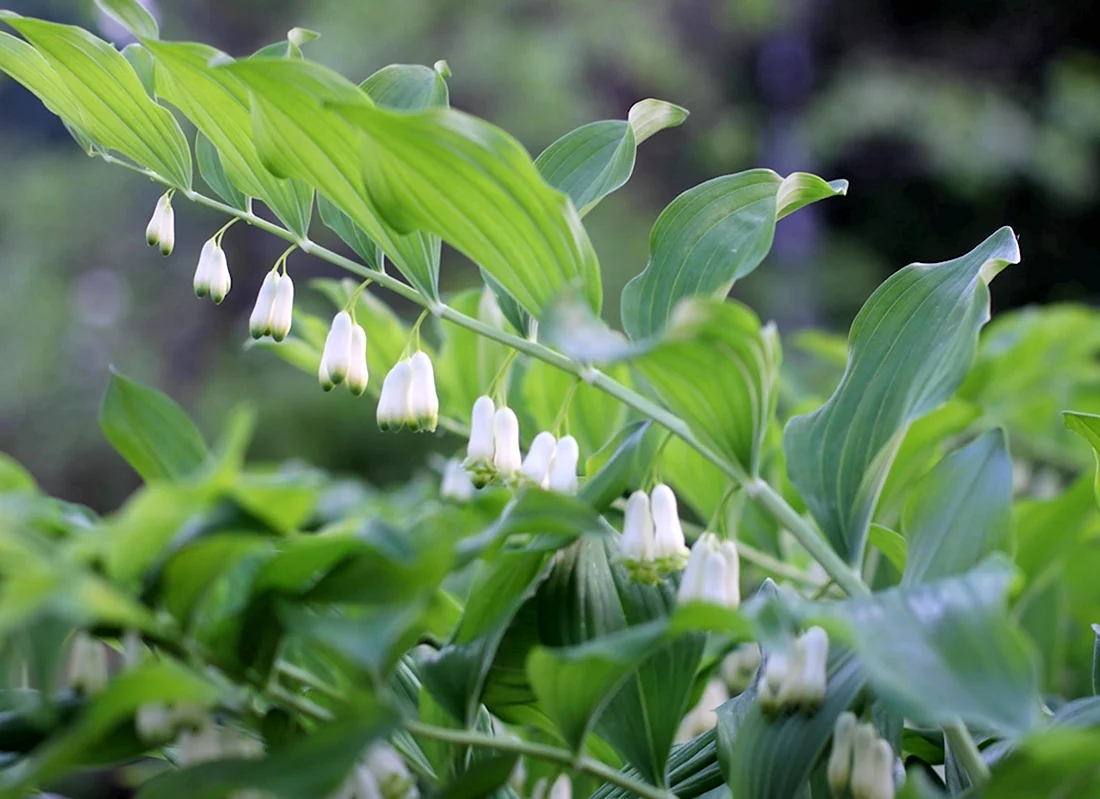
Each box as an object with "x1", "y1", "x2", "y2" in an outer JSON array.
[
  {"x1": 318, "y1": 195, "x2": 382, "y2": 269},
  {"x1": 535, "y1": 98, "x2": 686, "y2": 216},
  {"x1": 196, "y1": 131, "x2": 249, "y2": 212},
  {"x1": 0, "y1": 454, "x2": 35, "y2": 493},
  {"x1": 579, "y1": 421, "x2": 655, "y2": 512},
  {"x1": 232, "y1": 471, "x2": 318, "y2": 534},
  {"x1": 621, "y1": 170, "x2": 846, "y2": 339},
  {"x1": 522, "y1": 360, "x2": 629, "y2": 458},
  {"x1": 981, "y1": 727, "x2": 1100, "y2": 799},
  {"x1": 94, "y1": 0, "x2": 159, "y2": 39},
  {"x1": 436, "y1": 289, "x2": 509, "y2": 422},
  {"x1": 784, "y1": 227, "x2": 1021, "y2": 564},
  {"x1": 99, "y1": 369, "x2": 209, "y2": 482},
  {"x1": 718, "y1": 649, "x2": 865, "y2": 799},
  {"x1": 481, "y1": 269, "x2": 531, "y2": 337},
  {"x1": 121, "y1": 42, "x2": 154, "y2": 96},
  {"x1": 1, "y1": 14, "x2": 190, "y2": 187},
  {"x1": 158, "y1": 533, "x2": 271, "y2": 624},
  {"x1": 136, "y1": 709, "x2": 398, "y2": 799},
  {"x1": 144, "y1": 40, "x2": 313, "y2": 237},
  {"x1": 1064, "y1": 411, "x2": 1100, "y2": 506},
  {"x1": 660, "y1": 437, "x2": 734, "y2": 524},
  {"x1": 591, "y1": 728, "x2": 725, "y2": 799},
  {"x1": 1014, "y1": 474, "x2": 1097, "y2": 581},
  {"x1": 1093, "y1": 623, "x2": 1099, "y2": 695},
  {"x1": 99, "y1": 482, "x2": 207, "y2": 582},
  {"x1": 221, "y1": 58, "x2": 447, "y2": 302},
  {"x1": 632, "y1": 298, "x2": 781, "y2": 476},
  {"x1": 0, "y1": 31, "x2": 90, "y2": 147},
  {"x1": 868, "y1": 523, "x2": 907, "y2": 573},
  {"x1": 438, "y1": 753, "x2": 519, "y2": 799},
  {"x1": 1015, "y1": 573, "x2": 1068, "y2": 692},
  {"x1": 902, "y1": 429, "x2": 1013, "y2": 584},
  {"x1": 828, "y1": 557, "x2": 1042, "y2": 736},
  {"x1": 331, "y1": 97, "x2": 603, "y2": 317}
]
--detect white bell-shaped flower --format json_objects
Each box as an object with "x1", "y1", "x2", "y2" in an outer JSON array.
[
  {"x1": 376, "y1": 359, "x2": 413, "y2": 432},
  {"x1": 675, "y1": 678, "x2": 729, "y2": 743},
  {"x1": 193, "y1": 238, "x2": 231, "y2": 303},
  {"x1": 407, "y1": 351, "x2": 439, "y2": 432},
  {"x1": 346, "y1": 324, "x2": 369, "y2": 397},
  {"x1": 249, "y1": 272, "x2": 280, "y2": 338},
  {"x1": 465, "y1": 395, "x2": 496, "y2": 486},
  {"x1": 827, "y1": 711, "x2": 858, "y2": 796},
  {"x1": 270, "y1": 273, "x2": 295, "y2": 342},
  {"x1": 146, "y1": 192, "x2": 175, "y2": 256},
  {"x1": 758, "y1": 650, "x2": 789, "y2": 714},
  {"x1": 620, "y1": 491, "x2": 655, "y2": 563},
  {"x1": 520, "y1": 431, "x2": 556, "y2": 487},
  {"x1": 850, "y1": 724, "x2": 895, "y2": 799},
  {"x1": 719, "y1": 540, "x2": 741, "y2": 609},
  {"x1": 794, "y1": 626, "x2": 829, "y2": 709},
  {"x1": 698, "y1": 549, "x2": 730, "y2": 605},
  {"x1": 177, "y1": 719, "x2": 223, "y2": 766},
  {"x1": 441, "y1": 457, "x2": 476, "y2": 502},
  {"x1": 320, "y1": 311, "x2": 354, "y2": 390},
  {"x1": 68, "y1": 632, "x2": 108, "y2": 694},
  {"x1": 651, "y1": 483, "x2": 688, "y2": 565},
  {"x1": 135, "y1": 702, "x2": 175, "y2": 743},
  {"x1": 677, "y1": 532, "x2": 715, "y2": 601},
  {"x1": 492, "y1": 407, "x2": 522, "y2": 478},
  {"x1": 547, "y1": 435, "x2": 579, "y2": 493}
]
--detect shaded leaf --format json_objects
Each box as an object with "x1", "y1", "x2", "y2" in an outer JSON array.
[
  {"x1": 868, "y1": 524, "x2": 907, "y2": 573},
  {"x1": 94, "y1": 0, "x2": 159, "y2": 39},
  {"x1": 1064, "y1": 411, "x2": 1100, "y2": 507},
  {"x1": 196, "y1": 131, "x2": 249, "y2": 212},
  {"x1": 522, "y1": 360, "x2": 628, "y2": 458}
]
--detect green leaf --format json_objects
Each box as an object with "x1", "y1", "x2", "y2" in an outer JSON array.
[
  {"x1": 318, "y1": 195, "x2": 382, "y2": 269},
  {"x1": 196, "y1": 131, "x2": 249, "y2": 212},
  {"x1": 136, "y1": 709, "x2": 399, "y2": 799},
  {"x1": 579, "y1": 421, "x2": 655, "y2": 512},
  {"x1": 1093, "y1": 623, "x2": 1099, "y2": 696},
  {"x1": 330, "y1": 95, "x2": 603, "y2": 317},
  {"x1": 784, "y1": 227, "x2": 1021, "y2": 564},
  {"x1": 121, "y1": 42, "x2": 155, "y2": 97},
  {"x1": 144, "y1": 40, "x2": 314, "y2": 237},
  {"x1": 94, "y1": 0, "x2": 159, "y2": 39},
  {"x1": 1064, "y1": 411, "x2": 1100, "y2": 507},
  {"x1": 0, "y1": 14, "x2": 190, "y2": 188},
  {"x1": 535, "y1": 98, "x2": 686, "y2": 216},
  {"x1": 631, "y1": 298, "x2": 781, "y2": 476},
  {"x1": 0, "y1": 454, "x2": 36, "y2": 494},
  {"x1": 436, "y1": 289, "x2": 509, "y2": 421},
  {"x1": 981, "y1": 727, "x2": 1100, "y2": 799},
  {"x1": 829, "y1": 557, "x2": 1042, "y2": 737},
  {"x1": 718, "y1": 649, "x2": 865, "y2": 799},
  {"x1": 0, "y1": 31, "x2": 91, "y2": 148},
  {"x1": 99, "y1": 369, "x2": 209, "y2": 482},
  {"x1": 439, "y1": 753, "x2": 520, "y2": 799},
  {"x1": 902, "y1": 429, "x2": 1013, "y2": 584},
  {"x1": 868, "y1": 523, "x2": 907, "y2": 573},
  {"x1": 522, "y1": 360, "x2": 629, "y2": 458},
  {"x1": 621, "y1": 170, "x2": 845, "y2": 339}
]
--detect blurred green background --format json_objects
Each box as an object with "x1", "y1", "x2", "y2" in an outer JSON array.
[{"x1": 3, "y1": 0, "x2": 1100, "y2": 512}]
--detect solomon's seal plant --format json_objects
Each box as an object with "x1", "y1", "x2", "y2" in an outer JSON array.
[{"x1": 0, "y1": 2, "x2": 1098, "y2": 798}]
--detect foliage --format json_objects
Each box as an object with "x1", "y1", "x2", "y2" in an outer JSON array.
[{"x1": 0, "y1": 7, "x2": 1097, "y2": 799}]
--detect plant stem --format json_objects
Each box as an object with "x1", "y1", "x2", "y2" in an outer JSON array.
[
  {"x1": 944, "y1": 719, "x2": 991, "y2": 786},
  {"x1": 404, "y1": 720, "x2": 676, "y2": 799}
]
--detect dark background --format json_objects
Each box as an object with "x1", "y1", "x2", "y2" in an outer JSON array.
[{"x1": 2, "y1": 0, "x2": 1098, "y2": 512}]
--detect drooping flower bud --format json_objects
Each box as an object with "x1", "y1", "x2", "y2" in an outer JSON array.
[
  {"x1": 719, "y1": 540, "x2": 741, "y2": 609},
  {"x1": 547, "y1": 435, "x2": 579, "y2": 494},
  {"x1": 346, "y1": 324, "x2": 369, "y2": 397},
  {"x1": 249, "y1": 271, "x2": 280, "y2": 339},
  {"x1": 319, "y1": 311, "x2": 354, "y2": 390},
  {"x1": 441, "y1": 457, "x2": 476, "y2": 502},
  {"x1": 827, "y1": 711, "x2": 858, "y2": 796},
  {"x1": 408, "y1": 351, "x2": 439, "y2": 432},
  {"x1": 520, "y1": 431, "x2": 556, "y2": 487},
  {"x1": 651, "y1": 483, "x2": 688, "y2": 566},
  {"x1": 193, "y1": 238, "x2": 231, "y2": 303},
  {"x1": 678, "y1": 532, "x2": 715, "y2": 602},
  {"x1": 850, "y1": 724, "x2": 895, "y2": 799},
  {"x1": 146, "y1": 192, "x2": 174, "y2": 256},
  {"x1": 698, "y1": 549, "x2": 730, "y2": 606},
  {"x1": 377, "y1": 359, "x2": 413, "y2": 432},
  {"x1": 675, "y1": 678, "x2": 729, "y2": 743},
  {"x1": 777, "y1": 635, "x2": 808, "y2": 708},
  {"x1": 68, "y1": 632, "x2": 108, "y2": 694},
  {"x1": 621, "y1": 490, "x2": 655, "y2": 564},
  {"x1": 465, "y1": 395, "x2": 496, "y2": 486},
  {"x1": 493, "y1": 407, "x2": 522, "y2": 479},
  {"x1": 678, "y1": 533, "x2": 738, "y2": 608},
  {"x1": 758, "y1": 650, "x2": 789, "y2": 714},
  {"x1": 270, "y1": 273, "x2": 295, "y2": 342},
  {"x1": 794, "y1": 626, "x2": 829, "y2": 710}
]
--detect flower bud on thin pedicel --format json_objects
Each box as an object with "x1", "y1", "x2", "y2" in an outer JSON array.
[
  {"x1": 651, "y1": 483, "x2": 689, "y2": 565},
  {"x1": 520, "y1": 431, "x2": 556, "y2": 487},
  {"x1": 851, "y1": 724, "x2": 893, "y2": 799},
  {"x1": 719, "y1": 540, "x2": 741, "y2": 609},
  {"x1": 320, "y1": 311, "x2": 354, "y2": 390},
  {"x1": 270, "y1": 273, "x2": 295, "y2": 341},
  {"x1": 408, "y1": 351, "x2": 439, "y2": 431},
  {"x1": 493, "y1": 407, "x2": 522, "y2": 478},
  {"x1": 827, "y1": 711, "x2": 858, "y2": 796},
  {"x1": 547, "y1": 435, "x2": 579, "y2": 493},
  {"x1": 465, "y1": 395, "x2": 496, "y2": 485},
  {"x1": 862, "y1": 739, "x2": 896, "y2": 799},
  {"x1": 249, "y1": 271, "x2": 280, "y2": 338},
  {"x1": 193, "y1": 239, "x2": 215, "y2": 298},
  {"x1": 678, "y1": 532, "x2": 716, "y2": 602},
  {"x1": 699, "y1": 549, "x2": 730, "y2": 605},
  {"x1": 68, "y1": 632, "x2": 108, "y2": 694},
  {"x1": 194, "y1": 239, "x2": 231, "y2": 303},
  {"x1": 795, "y1": 626, "x2": 829, "y2": 710},
  {"x1": 146, "y1": 192, "x2": 174, "y2": 255},
  {"x1": 441, "y1": 457, "x2": 476, "y2": 502},
  {"x1": 759, "y1": 651, "x2": 789, "y2": 714},
  {"x1": 377, "y1": 359, "x2": 413, "y2": 431},
  {"x1": 346, "y1": 324, "x2": 369, "y2": 397},
  {"x1": 777, "y1": 635, "x2": 808, "y2": 708},
  {"x1": 621, "y1": 490, "x2": 656, "y2": 563}
]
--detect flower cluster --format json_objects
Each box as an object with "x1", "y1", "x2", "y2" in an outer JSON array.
[
  {"x1": 145, "y1": 192, "x2": 175, "y2": 256},
  {"x1": 677, "y1": 533, "x2": 741, "y2": 608},
  {"x1": 192, "y1": 237, "x2": 232, "y2": 304},
  {"x1": 249, "y1": 271, "x2": 295, "y2": 342},
  {"x1": 319, "y1": 311, "x2": 370, "y2": 396},
  {"x1": 827, "y1": 712, "x2": 896, "y2": 799},
  {"x1": 759, "y1": 626, "x2": 830, "y2": 714},
  {"x1": 619, "y1": 484, "x2": 690, "y2": 582},
  {"x1": 463, "y1": 395, "x2": 578, "y2": 492},
  {"x1": 377, "y1": 352, "x2": 439, "y2": 432}
]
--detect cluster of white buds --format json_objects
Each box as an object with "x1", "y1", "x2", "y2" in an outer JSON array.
[
  {"x1": 463, "y1": 396, "x2": 578, "y2": 492},
  {"x1": 376, "y1": 352, "x2": 439, "y2": 432},
  {"x1": 721, "y1": 643, "x2": 762, "y2": 694},
  {"x1": 531, "y1": 775, "x2": 571, "y2": 799},
  {"x1": 145, "y1": 192, "x2": 175, "y2": 256},
  {"x1": 827, "y1": 712, "x2": 896, "y2": 799},
  {"x1": 759, "y1": 626, "x2": 830, "y2": 715},
  {"x1": 68, "y1": 632, "x2": 108, "y2": 694},
  {"x1": 329, "y1": 743, "x2": 418, "y2": 799},
  {"x1": 249, "y1": 270, "x2": 295, "y2": 342},
  {"x1": 619, "y1": 484, "x2": 690, "y2": 582},
  {"x1": 440, "y1": 457, "x2": 476, "y2": 502},
  {"x1": 176, "y1": 717, "x2": 264, "y2": 766},
  {"x1": 318, "y1": 311, "x2": 370, "y2": 397},
  {"x1": 135, "y1": 702, "x2": 209, "y2": 744},
  {"x1": 193, "y1": 237, "x2": 232, "y2": 304},
  {"x1": 675, "y1": 678, "x2": 729, "y2": 743},
  {"x1": 677, "y1": 533, "x2": 741, "y2": 608}
]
